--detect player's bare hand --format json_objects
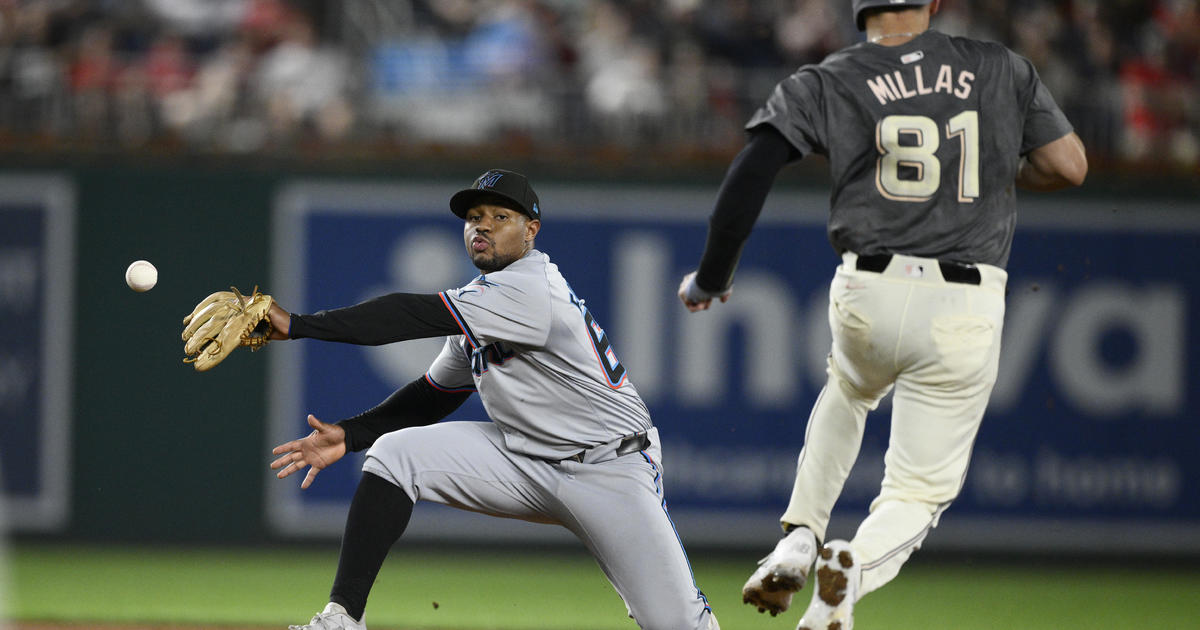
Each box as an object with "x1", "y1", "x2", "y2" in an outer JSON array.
[
  {"x1": 265, "y1": 302, "x2": 291, "y2": 339},
  {"x1": 677, "y1": 271, "x2": 732, "y2": 312},
  {"x1": 270, "y1": 414, "x2": 346, "y2": 489}
]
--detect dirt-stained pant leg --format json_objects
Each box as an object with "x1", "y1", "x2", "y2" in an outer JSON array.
[
  {"x1": 782, "y1": 254, "x2": 1007, "y2": 598},
  {"x1": 852, "y1": 263, "x2": 1006, "y2": 596},
  {"x1": 780, "y1": 261, "x2": 901, "y2": 540}
]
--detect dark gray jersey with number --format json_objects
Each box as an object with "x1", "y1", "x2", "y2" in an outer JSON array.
[{"x1": 748, "y1": 29, "x2": 1073, "y2": 267}]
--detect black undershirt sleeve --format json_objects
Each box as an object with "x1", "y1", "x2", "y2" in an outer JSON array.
[
  {"x1": 288, "y1": 292, "x2": 462, "y2": 346},
  {"x1": 338, "y1": 377, "x2": 472, "y2": 452},
  {"x1": 694, "y1": 126, "x2": 797, "y2": 293}
]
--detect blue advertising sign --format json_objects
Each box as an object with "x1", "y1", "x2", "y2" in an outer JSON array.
[
  {"x1": 0, "y1": 176, "x2": 73, "y2": 531},
  {"x1": 268, "y1": 182, "x2": 1199, "y2": 552}
]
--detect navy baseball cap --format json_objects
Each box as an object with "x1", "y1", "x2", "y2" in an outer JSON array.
[
  {"x1": 450, "y1": 169, "x2": 541, "y2": 221},
  {"x1": 852, "y1": 0, "x2": 933, "y2": 30}
]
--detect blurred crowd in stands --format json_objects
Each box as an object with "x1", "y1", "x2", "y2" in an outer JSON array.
[{"x1": 0, "y1": 0, "x2": 1196, "y2": 171}]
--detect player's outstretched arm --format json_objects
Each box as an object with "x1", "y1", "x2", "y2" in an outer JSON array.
[
  {"x1": 286, "y1": 293, "x2": 462, "y2": 345},
  {"x1": 270, "y1": 414, "x2": 348, "y2": 489},
  {"x1": 1016, "y1": 131, "x2": 1088, "y2": 191},
  {"x1": 682, "y1": 126, "x2": 794, "y2": 312}
]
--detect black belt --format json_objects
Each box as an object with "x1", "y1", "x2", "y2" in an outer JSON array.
[
  {"x1": 855, "y1": 253, "x2": 981, "y2": 285},
  {"x1": 561, "y1": 432, "x2": 651, "y2": 464}
]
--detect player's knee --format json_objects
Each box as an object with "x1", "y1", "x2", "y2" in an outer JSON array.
[{"x1": 363, "y1": 427, "x2": 432, "y2": 492}]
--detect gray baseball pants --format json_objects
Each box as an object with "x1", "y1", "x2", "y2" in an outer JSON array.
[{"x1": 363, "y1": 422, "x2": 717, "y2": 630}]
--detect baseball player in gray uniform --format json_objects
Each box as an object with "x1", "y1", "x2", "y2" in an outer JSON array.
[
  {"x1": 678, "y1": 1, "x2": 1087, "y2": 629},
  {"x1": 267, "y1": 169, "x2": 718, "y2": 630}
]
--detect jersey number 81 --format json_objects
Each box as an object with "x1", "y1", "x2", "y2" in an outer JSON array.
[{"x1": 875, "y1": 111, "x2": 979, "y2": 203}]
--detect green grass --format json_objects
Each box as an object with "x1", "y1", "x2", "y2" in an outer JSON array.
[{"x1": 7, "y1": 543, "x2": 1200, "y2": 629}]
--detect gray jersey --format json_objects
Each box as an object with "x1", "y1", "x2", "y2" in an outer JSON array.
[
  {"x1": 427, "y1": 249, "x2": 651, "y2": 459},
  {"x1": 748, "y1": 29, "x2": 1073, "y2": 267}
]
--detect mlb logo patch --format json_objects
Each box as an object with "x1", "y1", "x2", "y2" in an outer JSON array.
[{"x1": 903, "y1": 264, "x2": 925, "y2": 278}]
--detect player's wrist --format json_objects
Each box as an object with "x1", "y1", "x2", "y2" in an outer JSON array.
[
  {"x1": 267, "y1": 305, "x2": 291, "y2": 339},
  {"x1": 687, "y1": 273, "x2": 732, "y2": 300}
]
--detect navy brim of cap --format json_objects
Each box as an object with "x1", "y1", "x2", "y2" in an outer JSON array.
[{"x1": 449, "y1": 188, "x2": 537, "y2": 220}]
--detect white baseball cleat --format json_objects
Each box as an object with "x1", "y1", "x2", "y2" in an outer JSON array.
[
  {"x1": 742, "y1": 526, "x2": 818, "y2": 616},
  {"x1": 796, "y1": 539, "x2": 860, "y2": 630},
  {"x1": 288, "y1": 602, "x2": 367, "y2": 630}
]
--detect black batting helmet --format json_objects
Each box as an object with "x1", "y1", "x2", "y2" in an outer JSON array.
[{"x1": 852, "y1": 0, "x2": 933, "y2": 31}]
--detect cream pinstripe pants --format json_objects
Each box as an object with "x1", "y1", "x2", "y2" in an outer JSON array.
[{"x1": 782, "y1": 252, "x2": 1007, "y2": 597}]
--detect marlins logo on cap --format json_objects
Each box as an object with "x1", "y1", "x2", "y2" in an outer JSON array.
[{"x1": 450, "y1": 169, "x2": 542, "y2": 220}]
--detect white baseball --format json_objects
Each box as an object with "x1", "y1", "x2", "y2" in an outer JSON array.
[{"x1": 125, "y1": 260, "x2": 158, "y2": 292}]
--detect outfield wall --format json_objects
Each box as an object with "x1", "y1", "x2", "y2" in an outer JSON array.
[{"x1": 3, "y1": 164, "x2": 1198, "y2": 554}]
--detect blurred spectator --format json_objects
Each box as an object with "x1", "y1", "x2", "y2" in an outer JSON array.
[
  {"x1": 0, "y1": 1, "x2": 66, "y2": 135},
  {"x1": 239, "y1": 0, "x2": 290, "y2": 52},
  {"x1": 117, "y1": 31, "x2": 194, "y2": 143},
  {"x1": 67, "y1": 23, "x2": 118, "y2": 139},
  {"x1": 1119, "y1": 27, "x2": 1198, "y2": 167},
  {"x1": 1052, "y1": 0, "x2": 1120, "y2": 158},
  {"x1": 0, "y1": 0, "x2": 1192, "y2": 171},
  {"x1": 585, "y1": 38, "x2": 665, "y2": 123},
  {"x1": 693, "y1": 0, "x2": 782, "y2": 68},
  {"x1": 253, "y1": 8, "x2": 353, "y2": 143},
  {"x1": 144, "y1": 31, "x2": 193, "y2": 100},
  {"x1": 163, "y1": 36, "x2": 257, "y2": 148},
  {"x1": 368, "y1": 0, "x2": 554, "y2": 144},
  {"x1": 774, "y1": 0, "x2": 842, "y2": 67},
  {"x1": 143, "y1": 0, "x2": 248, "y2": 36},
  {"x1": 579, "y1": 1, "x2": 666, "y2": 138}
]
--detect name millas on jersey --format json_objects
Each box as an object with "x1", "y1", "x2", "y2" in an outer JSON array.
[{"x1": 867, "y1": 61, "x2": 976, "y2": 105}]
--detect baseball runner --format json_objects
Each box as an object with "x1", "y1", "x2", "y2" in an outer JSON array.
[
  {"x1": 677, "y1": 2, "x2": 1087, "y2": 629},
  {"x1": 256, "y1": 170, "x2": 717, "y2": 630}
]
